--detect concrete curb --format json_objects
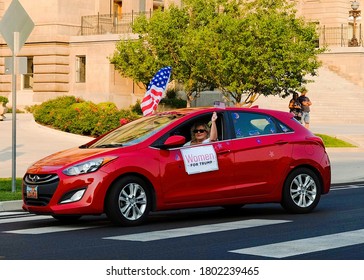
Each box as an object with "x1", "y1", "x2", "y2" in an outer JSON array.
[{"x1": 0, "y1": 200, "x2": 23, "y2": 212}]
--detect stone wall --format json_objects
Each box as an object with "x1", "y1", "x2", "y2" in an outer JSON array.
[{"x1": 0, "y1": 0, "x2": 362, "y2": 109}]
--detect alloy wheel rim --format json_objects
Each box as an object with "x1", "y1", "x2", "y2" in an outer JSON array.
[
  {"x1": 290, "y1": 174, "x2": 317, "y2": 208},
  {"x1": 118, "y1": 183, "x2": 147, "y2": 221}
]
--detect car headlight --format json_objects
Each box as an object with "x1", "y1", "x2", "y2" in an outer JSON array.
[{"x1": 62, "y1": 157, "x2": 117, "y2": 176}]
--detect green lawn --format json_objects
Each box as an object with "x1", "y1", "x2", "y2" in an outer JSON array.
[
  {"x1": 0, "y1": 134, "x2": 356, "y2": 202},
  {"x1": 0, "y1": 178, "x2": 23, "y2": 201},
  {"x1": 315, "y1": 133, "x2": 356, "y2": 148}
]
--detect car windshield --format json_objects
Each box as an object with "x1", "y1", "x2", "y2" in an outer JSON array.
[{"x1": 89, "y1": 113, "x2": 183, "y2": 148}]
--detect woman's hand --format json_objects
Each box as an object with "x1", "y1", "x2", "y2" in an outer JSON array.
[
  {"x1": 209, "y1": 112, "x2": 218, "y2": 141},
  {"x1": 211, "y1": 112, "x2": 217, "y2": 122}
]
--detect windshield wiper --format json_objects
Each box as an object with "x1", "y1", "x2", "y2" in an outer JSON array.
[{"x1": 94, "y1": 143, "x2": 123, "y2": 148}]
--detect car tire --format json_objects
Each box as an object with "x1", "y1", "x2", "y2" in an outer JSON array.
[
  {"x1": 281, "y1": 168, "x2": 321, "y2": 214},
  {"x1": 105, "y1": 176, "x2": 151, "y2": 226}
]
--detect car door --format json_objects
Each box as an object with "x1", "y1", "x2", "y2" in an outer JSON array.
[
  {"x1": 154, "y1": 112, "x2": 236, "y2": 206},
  {"x1": 228, "y1": 111, "x2": 294, "y2": 197}
]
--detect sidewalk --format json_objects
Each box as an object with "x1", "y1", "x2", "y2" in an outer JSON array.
[
  {"x1": 0, "y1": 113, "x2": 93, "y2": 178},
  {"x1": 1, "y1": 113, "x2": 364, "y2": 212},
  {"x1": 311, "y1": 123, "x2": 364, "y2": 185},
  {"x1": 0, "y1": 113, "x2": 93, "y2": 212}
]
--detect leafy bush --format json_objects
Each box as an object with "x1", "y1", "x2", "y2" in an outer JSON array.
[
  {"x1": 33, "y1": 96, "x2": 141, "y2": 137},
  {"x1": 54, "y1": 101, "x2": 98, "y2": 135},
  {"x1": 33, "y1": 96, "x2": 80, "y2": 125},
  {"x1": 130, "y1": 99, "x2": 143, "y2": 115},
  {"x1": 0, "y1": 96, "x2": 9, "y2": 106},
  {"x1": 160, "y1": 89, "x2": 187, "y2": 109},
  {"x1": 160, "y1": 97, "x2": 187, "y2": 108},
  {"x1": 25, "y1": 104, "x2": 39, "y2": 113},
  {"x1": 165, "y1": 89, "x2": 177, "y2": 99},
  {"x1": 32, "y1": 94, "x2": 186, "y2": 137},
  {"x1": 92, "y1": 103, "x2": 139, "y2": 136}
]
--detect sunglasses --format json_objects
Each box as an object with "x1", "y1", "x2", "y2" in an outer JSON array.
[{"x1": 193, "y1": 129, "x2": 207, "y2": 133}]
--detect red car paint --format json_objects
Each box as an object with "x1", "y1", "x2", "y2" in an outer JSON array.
[{"x1": 22, "y1": 107, "x2": 331, "y2": 226}]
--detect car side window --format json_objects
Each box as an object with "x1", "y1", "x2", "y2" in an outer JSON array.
[
  {"x1": 231, "y1": 112, "x2": 279, "y2": 138},
  {"x1": 278, "y1": 122, "x2": 293, "y2": 133},
  {"x1": 153, "y1": 112, "x2": 225, "y2": 148},
  {"x1": 181, "y1": 112, "x2": 224, "y2": 144}
]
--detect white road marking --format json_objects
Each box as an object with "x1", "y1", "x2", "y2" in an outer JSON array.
[
  {"x1": 0, "y1": 215, "x2": 51, "y2": 224},
  {"x1": 229, "y1": 229, "x2": 364, "y2": 258},
  {"x1": 4, "y1": 224, "x2": 100, "y2": 235},
  {"x1": 0, "y1": 212, "x2": 27, "y2": 217},
  {"x1": 331, "y1": 184, "x2": 364, "y2": 191},
  {"x1": 103, "y1": 219, "x2": 291, "y2": 242}
]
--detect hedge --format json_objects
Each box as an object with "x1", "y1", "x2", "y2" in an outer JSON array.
[
  {"x1": 32, "y1": 94, "x2": 186, "y2": 137},
  {"x1": 33, "y1": 96, "x2": 140, "y2": 137}
]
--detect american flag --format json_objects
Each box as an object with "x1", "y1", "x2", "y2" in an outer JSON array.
[{"x1": 141, "y1": 66, "x2": 172, "y2": 116}]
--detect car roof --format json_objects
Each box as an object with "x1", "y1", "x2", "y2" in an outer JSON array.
[{"x1": 157, "y1": 106, "x2": 292, "y2": 119}]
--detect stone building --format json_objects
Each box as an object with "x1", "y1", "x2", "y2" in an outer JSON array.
[
  {"x1": 295, "y1": 0, "x2": 363, "y2": 87},
  {"x1": 0, "y1": 0, "x2": 362, "y2": 108}
]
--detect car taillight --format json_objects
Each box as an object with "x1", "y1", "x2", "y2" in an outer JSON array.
[{"x1": 306, "y1": 136, "x2": 325, "y2": 148}]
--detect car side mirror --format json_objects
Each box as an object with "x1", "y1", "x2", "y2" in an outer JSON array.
[
  {"x1": 152, "y1": 135, "x2": 186, "y2": 149},
  {"x1": 164, "y1": 135, "x2": 186, "y2": 147}
]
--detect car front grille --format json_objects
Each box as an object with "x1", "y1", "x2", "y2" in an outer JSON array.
[{"x1": 23, "y1": 174, "x2": 59, "y2": 206}]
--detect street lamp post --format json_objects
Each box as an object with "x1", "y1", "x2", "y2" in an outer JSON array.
[{"x1": 348, "y1": 0, "x2": 361, "y2": 47}]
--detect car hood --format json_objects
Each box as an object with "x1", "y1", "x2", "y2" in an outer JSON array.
[{"x1": 26, "y1": 147, "x2": 115, "y2": 173}]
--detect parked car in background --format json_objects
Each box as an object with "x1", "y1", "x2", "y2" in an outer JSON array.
[{"x1": 22, "y1": 107, "x2": 331, "y2": 226}]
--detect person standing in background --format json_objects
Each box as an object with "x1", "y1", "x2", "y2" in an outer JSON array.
[
  {"x1": 298, "y1": 88, "x2": 312, "y2": 129},
  {"x1": 288, "y1": 92, "x2": 302, "y2": 122}
]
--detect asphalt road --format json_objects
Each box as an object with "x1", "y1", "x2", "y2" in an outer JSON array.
[{"x1": 1, "y1": 183, "x2": 364, "y2": 260}]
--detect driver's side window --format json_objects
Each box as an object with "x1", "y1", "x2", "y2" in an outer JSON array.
[{"x1": 168, "y1": 112, "x2": 224, "y2": 147}]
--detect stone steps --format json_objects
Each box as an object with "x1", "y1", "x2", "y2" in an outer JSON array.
[{"x1": 254, "y1": 66, "x2": 364, "y2": 124}]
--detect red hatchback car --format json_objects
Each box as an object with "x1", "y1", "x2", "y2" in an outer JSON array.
[{"x1": 22, "y1": 107, "x2": 331, "y2": 226}]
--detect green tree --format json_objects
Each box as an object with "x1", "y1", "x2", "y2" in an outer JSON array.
[
  {"x1": 110, "y1": 0, "x2": 324, "y2": 107},
  {"x1": 210, "y1": 0, "x2": 324, "y2": 105},
  {"x1": 109, "y1": 36, "x2": 157, "y2": 89},
  {"x1": 110, "y1": 3, "x2": 217, "y2": 107}
]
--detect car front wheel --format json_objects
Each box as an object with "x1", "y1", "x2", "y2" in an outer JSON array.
[
  {"x1": 105, "y1": 176, "x2": 151, "y2": 226},
  {"x1": 281, "y1": 168, "x2": 321, "y2": 214}
]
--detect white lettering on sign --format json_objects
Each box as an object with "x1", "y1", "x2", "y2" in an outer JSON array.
[{"x1": 181, "y1": 145, "x2": 219, "y2": 174}]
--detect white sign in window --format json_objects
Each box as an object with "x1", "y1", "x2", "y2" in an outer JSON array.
[{"x1": 181, "y1": 145, "x2": 219, "y2": 175}]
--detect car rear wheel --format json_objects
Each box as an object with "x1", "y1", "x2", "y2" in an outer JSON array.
[
  {"x1": 281, "y1": 168, "x2": 321, "y2": 214},
  {"x1": 105, "y1": 176, "x2": 151, "y2": 226}
]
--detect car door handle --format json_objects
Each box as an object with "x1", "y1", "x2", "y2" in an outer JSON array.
[
  {"x1": 275, "y1": 140, "x2": 288, "y2": 145},
  {"x1": 216, "y1": 149, "x2": 231, "y2": 155}
]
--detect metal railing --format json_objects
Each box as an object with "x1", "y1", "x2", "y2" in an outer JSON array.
[
  {"x1": 81, "y1": 11, "x2": 152, "y2": 36},
  {"x1": 318, "y1": 24, "x2": 363, "y2": 47},
  {"x1": 81, "y1": 12, "x2": 363, "y2": 48}
]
